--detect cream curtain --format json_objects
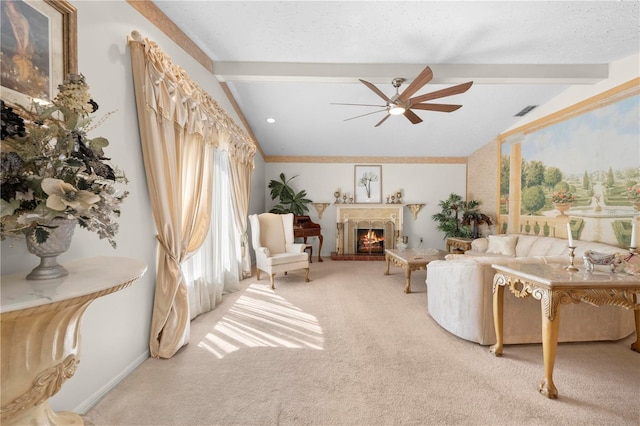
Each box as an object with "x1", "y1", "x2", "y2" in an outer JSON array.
[
  {"x1": 128, "y1": 31, "x2": 256, "y2": 358},
  {"x1": 183, "y1": 149, "x2": 242, "y2": 319},
  {"x1": 220, "y1": 130, "x2": 254, "y2": 278}
]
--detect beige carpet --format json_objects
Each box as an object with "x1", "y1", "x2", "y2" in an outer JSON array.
[{"x1": 87, "y1": 259, "x2": 640, "y2": 425}]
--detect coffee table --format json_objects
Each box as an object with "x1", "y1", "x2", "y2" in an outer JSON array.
[
  {"x1": 490, "y1": 263, "x2": 640, "y2": 399},
  {"x1": 384, "y1": 248, "x2": 447, "y2": 293}
]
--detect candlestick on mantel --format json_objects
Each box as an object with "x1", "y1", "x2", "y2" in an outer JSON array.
[
  {"x1": 631, "y1": 219, "x2": 637, "y2": 249},
  {"x1": 566, "y1": 223, "x2": 574, "y2": 247}
]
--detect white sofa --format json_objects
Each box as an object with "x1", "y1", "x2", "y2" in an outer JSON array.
[{"x1": 426, "y1": 234, "x2": 635, "y2": 345}]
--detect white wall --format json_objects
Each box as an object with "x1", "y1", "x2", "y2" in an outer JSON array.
[
  {"x1": 0, "y1": 0, "x2": 254, "y2": 414},
  {"x1": 263, "y1": 162, "x2": 467, "y2": 253}
]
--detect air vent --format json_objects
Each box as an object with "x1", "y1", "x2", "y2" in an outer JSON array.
[{"x1": 514, "y1": 105, "x2": 538, "y2": 117}]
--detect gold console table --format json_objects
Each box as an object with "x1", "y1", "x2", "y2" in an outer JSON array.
[
  {"x1": 1, "y1": 256, "x2": 147, "y2": 425},
  {"x1": 490, "y1": 263, "x2": 639, "y2": 399}
]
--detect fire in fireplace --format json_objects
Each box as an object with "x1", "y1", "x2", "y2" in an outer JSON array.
[{"x1": 356, "y1": 228, "x2": 385, "y2": 254}]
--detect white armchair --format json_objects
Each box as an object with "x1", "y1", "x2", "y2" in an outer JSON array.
[{"x1": 249, "y1": 213, "x2": 310, "y2": 289}]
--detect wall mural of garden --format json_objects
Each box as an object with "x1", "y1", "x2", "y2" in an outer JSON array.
[{"x1": 498, "y1": 80, "x2": 639, "y2": 248}]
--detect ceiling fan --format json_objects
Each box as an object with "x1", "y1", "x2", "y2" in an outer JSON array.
[{"x1": 333, "y1": 66, "x2": 473, "y2": 127}]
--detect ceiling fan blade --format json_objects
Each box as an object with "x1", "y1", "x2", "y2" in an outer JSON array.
[
  {"x1": 331, "y1": 102, "x2": 387, "y2": 107},
  {"x1": 344, "y1": 109, "x2": 388, "y2": 122},
  {"x1": 360, "y1": 79, "x2": 392, "y2": 103},
  {"x1": 403, "y1": 109, "x2": 423, "y2": 124},
  {"x1": 374, "y1": 114, "x2": 391, "y2": 127},
  {"x1": 398, "y1": 66, "x2": 433, "y2": 103},
  {"x1": 410, "y1": 103, "x2": 462, "y2": 113},
  {"x1": 409, "y1": 81, "x2": 473, "y2": 104}
]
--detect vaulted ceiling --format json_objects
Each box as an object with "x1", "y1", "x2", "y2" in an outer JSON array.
[{"x1": 153, "y1": 1, "x2": 639, "y2": 159}]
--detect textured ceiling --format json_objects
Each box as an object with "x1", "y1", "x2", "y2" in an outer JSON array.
[{"x1": 153, "y1": 0, "x2": 640, "y2": 158}]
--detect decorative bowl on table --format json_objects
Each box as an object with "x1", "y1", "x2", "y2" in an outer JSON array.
[{"x1": 582, "y1": 250, "x2": 622, "y2": 273}]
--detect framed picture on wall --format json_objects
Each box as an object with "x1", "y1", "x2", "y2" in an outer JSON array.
[
  {"x1": 0, "y1": 0, "x2": 77, "y2": 105},
  {"x1": 354, "y1": 165, "x2": 382, "y2": 203}
]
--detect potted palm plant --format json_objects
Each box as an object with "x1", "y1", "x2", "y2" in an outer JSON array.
[
  {"x1": 461, "y1": 207, "x2": 493, "y2": 239},
  {"x1": 432, "y1": 193, "x2": 490, "y2": 239}
]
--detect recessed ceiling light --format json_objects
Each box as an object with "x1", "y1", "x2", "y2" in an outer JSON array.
[{"x1": 266, "y1": 117, "x2": 276, "y2": 124}]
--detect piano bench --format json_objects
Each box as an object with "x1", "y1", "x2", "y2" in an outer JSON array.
[{"x1": 304, "y1": 244, "x2": 313, "y2": 263}]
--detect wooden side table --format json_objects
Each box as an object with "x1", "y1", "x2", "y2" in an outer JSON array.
[
  {"x1": 293, "y1": 216, "x2": 323, "y2": 262},
  {"x1": 304, "y1": 244, "x2": 313, "y2": 263},
  {"x1": 446, "y1": 237, "x2": 474, "y2": 253},
  {"x1": 1, "y1": 256, "x2": 147, "y2": 426}
]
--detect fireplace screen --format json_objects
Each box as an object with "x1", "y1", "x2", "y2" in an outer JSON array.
[{"x1": 356, "y1": 228, "x2": 385, "y2": 254}]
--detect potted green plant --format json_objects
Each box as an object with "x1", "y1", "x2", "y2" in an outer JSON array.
[
  {"x1": 461, "y1": 206, "x2": 493, "y2": 239},
  {"x1": 268, "y1": 173, "x2": 312, "y2": 216},
  {"x1": 432, "y1": 193, "x2": 490, "y2": 239}
]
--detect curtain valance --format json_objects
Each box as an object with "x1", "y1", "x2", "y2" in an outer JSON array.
[{"x1": 128, "y1": 31, "x2": 256, "y2": 167}]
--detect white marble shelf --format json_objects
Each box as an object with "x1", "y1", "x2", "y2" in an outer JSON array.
[{"x1": 1, "y1": 256, "x2": 148, "y2": 314}]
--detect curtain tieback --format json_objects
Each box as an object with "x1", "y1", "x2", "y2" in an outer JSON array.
[{"x1": 156, "y1": 235, "x2": 180, "y2": 264}]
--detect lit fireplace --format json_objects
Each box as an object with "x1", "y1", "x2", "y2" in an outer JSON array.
[
  {"x1": 356, "y1": 228, "x2": 385, "y2": 254},
  {"x1": 333, "y1": 205, "x2": 403, "y2": 260}
]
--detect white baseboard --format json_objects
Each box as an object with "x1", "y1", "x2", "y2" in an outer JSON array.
[{"x1": 75, "y1": 350, "x2": 150, "y2": 414}]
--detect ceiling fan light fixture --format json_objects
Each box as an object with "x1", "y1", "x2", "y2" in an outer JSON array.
[
  {"x1": 336, "y1": 65, "x2": 472, "y2": 127},
  {"x1": 388, "y1": 104, "x2": 406, "y2": 115}
]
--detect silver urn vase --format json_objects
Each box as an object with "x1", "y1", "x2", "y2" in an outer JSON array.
[{"x1": 25, "y1": 218, "x2": 77, "y2": 280}]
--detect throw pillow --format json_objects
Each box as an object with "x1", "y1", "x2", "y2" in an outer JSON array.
[
  {"x1": 471, "y1": 237, "x2": 488, "y2": 252},
  {"x1": 486, "y1": 235, "x2": 518, "y2": 256}
]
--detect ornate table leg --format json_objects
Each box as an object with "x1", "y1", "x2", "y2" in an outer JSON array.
[
  {"x1": 317, "y1": 234, "x2": 324, "y2": 262},
  {"x1": 539, "y1": 302, "x2": 561, "y2": 399},
  {"x1": 404, "y1": 265, "x2": 412, "y2": 294},
  {"x1": 489, "y1": 276, "x2": 505, "y2": 356}
]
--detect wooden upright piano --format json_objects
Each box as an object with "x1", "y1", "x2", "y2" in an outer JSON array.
[{"x1": 293, "y1": 215, "x2": 323, "y2": 262}]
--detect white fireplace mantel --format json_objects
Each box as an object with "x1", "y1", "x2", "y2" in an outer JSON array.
[{"x1": 335, "y1": 204, "x2": 404, "y2": 255}]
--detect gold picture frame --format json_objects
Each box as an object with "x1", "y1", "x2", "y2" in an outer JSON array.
[
  {"x1": 0, "y1": 0, "x2": 77, "y2": 104},
  {"x1": 354, "y1": 165, "x2": 382, "y2": 204}
]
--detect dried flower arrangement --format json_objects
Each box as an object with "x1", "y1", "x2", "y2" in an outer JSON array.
[{"x1": 1, "y1": 74, "x2": 128, "y2": 247}]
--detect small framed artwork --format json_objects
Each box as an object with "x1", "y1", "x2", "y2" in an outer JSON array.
[
  {"x1": 354, "y1": 165, "x2": 382, "y2": 203},
  {"x1": 0, "y1": 0, "x2": 77, "y2": 105}
]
